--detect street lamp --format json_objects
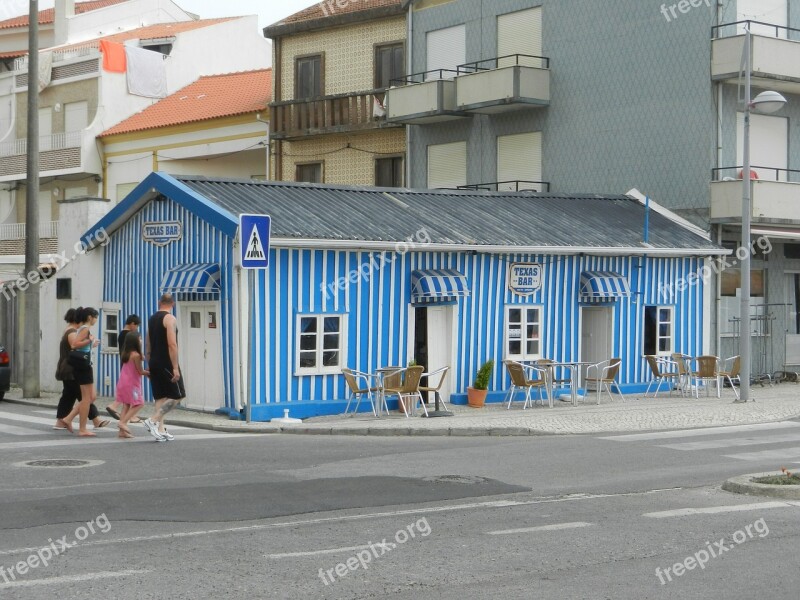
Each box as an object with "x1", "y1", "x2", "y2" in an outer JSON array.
[{"x1": 737, "y1": 26, "x2": 787, "y2": 403}]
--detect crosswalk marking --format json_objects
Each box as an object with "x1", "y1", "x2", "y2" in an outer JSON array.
[
  {"x1": 0, "y1": 421, "x2": 42, "y2": 435},
  {"x1": 0, "y1": 432, "x2": 259, "y2": 450},
  {"x1": 0, "y1": 411, "x2": 60, "y2": 426},
  {"x1": 723, "y1": 446, "x2": 800, "y2": 462},
  {"x1": 659, "y1": 432, "x2": 800, "y2": 451},
  {"x1": 643, "y1": 501, "x2": 800, "y2": 519},
  {"x1": 599, "y1": 421, "x2": 800, "y2": 442}
]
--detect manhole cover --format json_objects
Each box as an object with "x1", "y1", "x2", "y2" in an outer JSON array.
[
  {"x1": 423, "y1": 475, "x2": 491, "y2": 485},
  {"x1": 18, "y1": 459, "x2": 103, "y2": 468}
]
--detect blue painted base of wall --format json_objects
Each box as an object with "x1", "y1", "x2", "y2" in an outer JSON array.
[{"x1": 229, "y1": 382, "x2": 663, "y2": 421}]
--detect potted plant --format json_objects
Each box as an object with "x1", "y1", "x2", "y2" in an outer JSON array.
[{"x1": 467, "y1": 360, "x2": 494, "y2": 407}]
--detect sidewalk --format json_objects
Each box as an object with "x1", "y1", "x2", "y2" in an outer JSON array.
[{"x1": 6, "y1": 383, "x2": 800, "y2": 437}]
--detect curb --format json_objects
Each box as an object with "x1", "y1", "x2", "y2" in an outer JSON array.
[{"x1": 722, "y1": 472, "x2": 800, "y2": 500}]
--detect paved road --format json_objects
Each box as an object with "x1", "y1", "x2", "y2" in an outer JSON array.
[{"x1": 1, "y1": 404, "x2": 799, "y2": 599}]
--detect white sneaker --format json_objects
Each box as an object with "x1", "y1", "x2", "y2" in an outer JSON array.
[
  {"x1": 161, "y1": 429, "x2": 174, "y2": 441},
  {"x1": 144, "y1": 419, "x2": 163, "y2": 441}
]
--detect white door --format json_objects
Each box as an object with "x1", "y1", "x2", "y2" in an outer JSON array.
[
  {"x1": 38, "y1": 107, "x2": 52, "y2": 151},
  {"x1": 178, "y1": 302, "x2": 224, "y2": 411},
  {"x1": 737, "y1": 113, "x2": 789, "y2": 181},
  {"x1": 64, "y1": 101, "x2": 88, "y2": 132},
  {"x1": 580, "y1": 307, "x2": 613, "y2": 374},
  {"x1": 426, "y1": 24, "x2": 465, "y2": 79},
  {"x1": 738, "y1": 0, "x2": 787, "y2": 37},
  {"x1": 425, "y1": 305, "x2": 454, "y2": 403}
]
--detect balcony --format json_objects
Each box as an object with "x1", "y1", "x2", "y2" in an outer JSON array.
[
  {"x1": 0, "y1": 221, "x2": 59, "y2": 256},
  {"x1": 455, "y1": 55, "x2": 550, "y2": 114},
  {"x1": 712, "y1": 21, "x2": 800, "y2": 95},
  {"x1": 0, "y1": 131, "x2": 82, "y2": 179},
  {"x1": 270, "y1": 90, "x2": 401, "y2": 140},
  {"x1": 458, "y1": 180, "x2": 550, "y2": 192},
  {"x1": 385, "y1": 69, "x2": 469, "y2": 125},
  {"x1": 710, "y1": 166, "x2": 800, "y2": 224}
]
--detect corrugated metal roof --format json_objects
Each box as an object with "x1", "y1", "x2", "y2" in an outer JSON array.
[{"x1": 173, "y1": 176, "x2": 719, "y2": 252}]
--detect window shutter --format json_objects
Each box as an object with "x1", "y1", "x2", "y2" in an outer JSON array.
[
  {"x1": 428, "y1": 141, "x2": 467, "y2": 189},
  {"x1": 497, "y1": 132, "x2": 542, "y2": 190},
  {"x1": 65, "y1": 101, "x2": 88, "y2": 132},
  {"x1": 737, "y1": 0, "x2": 787, "y2": 37},
  {"x1": 426, "y1": 25, "x2": 466, "y2": 79},
  {"x1": 498, "y1": 7, "x2": 542, "y2": 68}
]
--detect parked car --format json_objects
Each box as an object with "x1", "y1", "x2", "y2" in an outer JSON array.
[{"x1": 0, "y1": 345, "x2": 9, "y2": 401}]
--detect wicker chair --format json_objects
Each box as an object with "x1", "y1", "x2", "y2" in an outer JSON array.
[{"x1": 504, "y1": 360, "x2": 547, "y2": 409}]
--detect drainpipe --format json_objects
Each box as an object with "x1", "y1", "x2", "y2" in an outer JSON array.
[
  {"x1": 54, "y1": 0, "x2": 75, "y2": 46},
  {"x1": 405, "y1": 2, "x2": 413, "y2": 187}
]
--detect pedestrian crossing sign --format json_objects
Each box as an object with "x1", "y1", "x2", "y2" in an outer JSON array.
[{"x1": 239, "y1": 214, "x2": 271, "y2": 269}]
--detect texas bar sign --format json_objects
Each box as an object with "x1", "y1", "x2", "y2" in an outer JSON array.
[
  {"x1": 142, "y1": 221, "x2": 182, "y2": 246},
  {"x1": 508, "y1": 262, "x2": 542, "y2": 295}
]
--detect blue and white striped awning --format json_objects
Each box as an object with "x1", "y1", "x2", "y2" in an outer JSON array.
[
  {"x1": 411, "y1": 269, "x2": 469, "y2": 304},
  {"x1": 160, "y1": 263, "x2": 221, "y2": 295},
  {"x1": 579, "y1": 271, "x2": 630, "y2": 302}
]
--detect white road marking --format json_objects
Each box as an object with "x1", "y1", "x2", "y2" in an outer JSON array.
[
  {"x1": 0, "y1": 432, "x2": 260, "y2": 451},
  {"x1": 724, "y1": 446, "x2": 800, "y2": 461},
  {"x1": 599, "y1": 421, "x2": 800, "y2": 442},
  {"x1": 0, "y1": 569, "x2": 150, "y2": 589},
  {"x1": 486, "y1": 522, "x2": 593, "y2": 535},
  {"x1": 0, "y1": 411, "x2": 61, "y2": 426},
  {"x1": 0, "y1": 488, "x2": 677, "y2": 557},
  {"x1": 643, "y1": 501, "x2": 800, "y2": 518},
  {"x1": 0, "y1": 422, "x2": 41, "y2": 435},
  {"x1": 659, "y1": 432, "x2": 800, "y2": 451},
  {"x1": 267, "y1": 544, "x2": 373, "y2": 559}
]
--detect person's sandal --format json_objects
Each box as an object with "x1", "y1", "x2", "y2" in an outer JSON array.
[
  {"x1": 94, "y1": 419, "x2": 111, "y2": 428},
  {"x1": 106, "y1": 407, "x2": 120, "y2": 420}
]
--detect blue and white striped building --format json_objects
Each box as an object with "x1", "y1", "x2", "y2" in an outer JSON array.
[{"x1": 82, "y1": 173, "x2": 725, "y2": 420}]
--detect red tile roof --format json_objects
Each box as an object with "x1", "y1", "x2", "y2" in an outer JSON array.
[
  {"x1": 274, "y1": 0, "x2": 403, "y2": 27},
  {"x1": 0, "y1": 0, "x2": 130, "y2": 30},
  {"x1": 57, "y1": 18, "x2": 237, "y2": 52},
  {"x1": 99, "y1": 69, "x2": 272, "y2": 137}
]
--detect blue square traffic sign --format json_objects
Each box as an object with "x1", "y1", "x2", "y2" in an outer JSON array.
[{"x1": 240, "y1": 214, "x2": 271, "y2": 269}]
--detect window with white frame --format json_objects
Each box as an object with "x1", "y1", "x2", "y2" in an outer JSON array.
[
  {"x1": 296, "y1": 314, "x2": 345, "y2": 374},
  {"x1": 505, "y1": 305, "x2": 541, "y2": 360},
  {"x1": 102, "y1": 304, "x2": 121, "y2": 352},
  {"x1": 643, "y1": 306, "x2": 673, "y2": 356}
]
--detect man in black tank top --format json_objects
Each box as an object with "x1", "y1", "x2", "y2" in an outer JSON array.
[{"x1": 143, "y1": 293, "x2": 185, "y2": 442}]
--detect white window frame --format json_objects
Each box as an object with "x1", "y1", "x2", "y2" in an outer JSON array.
[
  {"x1": 644, "y1": 305, "x2": 674, "y2": 356},
  {"x1": 504, "y1": 305, "x2": 542, "y2": 361},
  {"x1": 295, "y1": 313, "x2": 347, "y2": 375},
  {"x1": 101, "y1": 302, "x2": 122, "y2": 354}
]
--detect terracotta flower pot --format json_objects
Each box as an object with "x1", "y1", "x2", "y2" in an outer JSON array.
[{"x1": 467, "y1": 387, "x2": 488, "y2": 408}]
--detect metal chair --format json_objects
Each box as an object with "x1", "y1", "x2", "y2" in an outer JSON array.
[
  {"x1": 716, "y1": 355, "x2": 742, "y2": 400},
  {"x1": 383, "y1": 366, "x2": 428, "y2": 418},
  {"x1": 342, "y1": 368, "x2": 382, "y2": 416},
  {"x1": 504, "y1": 360, "x2": 547, "y2": 409},
  {"x1": 536, "y1": 359, "x2": 572, "y2": 406},
  {"x1": 644, "y1": 355, "x2": 680, "y2": 397},
  {"x1": 692, "y1": 355, "x2": 720, "y2": 398},
  {"x1": 670, "y1": 353, "x2": 692, "y2": 396},
  {"x1": 419, "y1": 366, "x2": 450, "y2": 411},
  {"x1": 585, "y1": 358, "x2": 623, "y2": 404}
]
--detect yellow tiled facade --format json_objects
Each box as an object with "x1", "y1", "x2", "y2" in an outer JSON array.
[
  {"x1": 278, "y1": 129, "x2": 406, "y2": 185},
  {"x1": 279, "y1": 16, "x2": 406, "y2": 99}
]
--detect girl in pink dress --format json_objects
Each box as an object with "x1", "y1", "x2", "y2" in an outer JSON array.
[{"x1": 116, "y1": 333, "x2": 149, "y2": 439}]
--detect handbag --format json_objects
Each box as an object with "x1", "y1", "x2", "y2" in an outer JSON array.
[{"x1": 68, "y1": 350, "x2": 91, "y2": 363}]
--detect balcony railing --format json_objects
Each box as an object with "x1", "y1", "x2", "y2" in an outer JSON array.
[
  {"x1": 456, "y1": 54, "x2": 550, "y2": 74},
  {"x1": 0, "y1": 221, "x2": 59, "y2": 241},
  {"x1": 0, "y1": 131, "x2": 82, "y2": 158},
  {"x1": 712, "y1": 166, "x2": 800, "y2": 183},
  {"x1": 386, "y1": 69, "x2": 467, "y2": 124},
  {"x1": 13, "y1": 45, "x2": 95, "y2": 71},
  {"x1": 457, "y1": 180, "x2": 550, "y2": 192},
  {"x1": 271, "y1": 89, "x2": 400, "y2": 140},
  {"x1": 711, "y1": 20, "x2": 800, "y2": 41}
]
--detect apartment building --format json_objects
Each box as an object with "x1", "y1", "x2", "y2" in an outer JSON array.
[
  {"x1": 387, "y1": 0, "x2": 800, "y2": 378},
  {"x1": 264, "y1": 0, "x2": 407, "y2": 186}
]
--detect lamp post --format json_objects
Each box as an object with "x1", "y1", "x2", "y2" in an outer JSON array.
[{"x1": 737, "y1": 25, "x2": 786, "y2": 403}]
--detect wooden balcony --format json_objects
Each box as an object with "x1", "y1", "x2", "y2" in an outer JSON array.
[{"x1": 270, "y1": 90, "x2": 401, "y2": 140}]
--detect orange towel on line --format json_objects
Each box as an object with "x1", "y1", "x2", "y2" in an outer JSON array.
[{"x1": 99, "y1": 40, "x2": 127, "y2": 73}]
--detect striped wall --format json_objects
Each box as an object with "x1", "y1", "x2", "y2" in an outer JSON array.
[
  {"x1": 250, "y1": 247, "x2": 706, "y2": 412},
  {"x1": 98, "y1": 199, "x2": 237, "y2": 408}
]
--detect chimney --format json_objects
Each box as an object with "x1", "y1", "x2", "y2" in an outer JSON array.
[{"x1": 54, "y1": 0, "x2": 76, "y2": 46}]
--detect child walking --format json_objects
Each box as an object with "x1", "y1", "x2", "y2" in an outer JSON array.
[{"x1": 116, "y1": 333, "x2": 149, "y2": 439}]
